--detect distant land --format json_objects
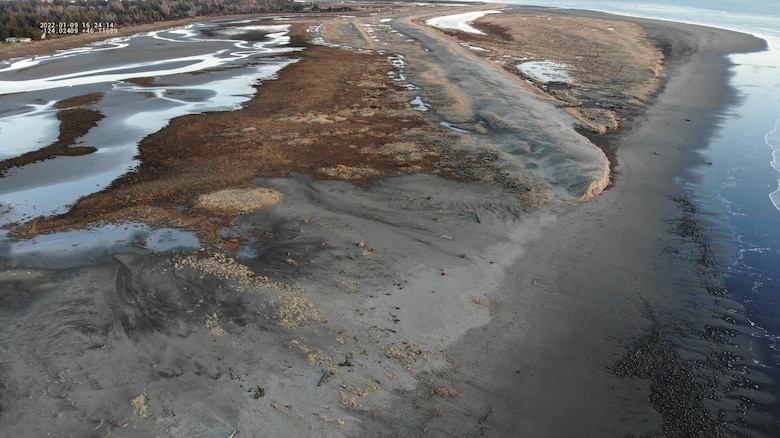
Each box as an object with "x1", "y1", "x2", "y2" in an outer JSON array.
[{"x1": 0, "y1": 0, "x2": 347, "y2": 41}]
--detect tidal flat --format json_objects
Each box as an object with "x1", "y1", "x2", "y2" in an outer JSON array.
[{"x1": 0, "y1": 3, "x2": 774, "y2": 436}]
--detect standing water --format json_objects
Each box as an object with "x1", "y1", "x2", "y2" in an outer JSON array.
[{"x1": 0, "y1": 19, "x2": 301, "y2": 226}]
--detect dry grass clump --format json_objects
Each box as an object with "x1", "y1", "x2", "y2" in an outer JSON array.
[
  {"x1": 275, "y1": 112, "x2": 348, "y2": 124},
  {"x1": 205, "y1": 312, "x2": 227, "y2": 336},
  {"x1": 385, "y1": 340, "x2": 428, "y2": 371},
  {"x1": 319, "y1": 164, "x2": 381, "y2": 180},
  {"x1": 174, "y1": 252, "x2": 262, "y2": 289},
  {"x1": 271, "y1": 286, "x2": 326, "y2": 329},
  {"x1": 364, "y1": 142, "x2": 435, "y2": 162},
  {"x1": 191, "y1": 186, "x2": 283, "y2": 215},
  {"x1": 338, "y1": 381, "x2": 381, "y2": 407},
  {"x1": 431, "y1": 385, "x2": 459, "y2": 398},
  {"x1": 131, "y1": 394, "x2": 151, "y2": 418},
  {"x1": 340, "y1": 280, "x2": 360, "y2": 294},
  {"x1": 290, "y1": 339, "x2": 331, "y2": 366}
]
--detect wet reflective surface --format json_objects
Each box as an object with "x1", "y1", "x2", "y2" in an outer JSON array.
[{"x1": 0, "y1": 19, "x2": 301, "y2": 225}]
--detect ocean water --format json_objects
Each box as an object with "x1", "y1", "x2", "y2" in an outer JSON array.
[{"x1": 503, "y1": 0, "x2": 780, "y2": 422}]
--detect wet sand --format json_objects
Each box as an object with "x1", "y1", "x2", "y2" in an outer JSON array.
[
  {"x1": 0, "y1": 3, "x2": 775, "y2": 437},
  {"x1": 420, "y1": 9, "x2": 772, "y2": 437}
]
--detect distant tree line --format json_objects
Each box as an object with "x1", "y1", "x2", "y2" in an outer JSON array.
[{"x1": 1, "y1": 0, "x2": 342, "y2": 40}]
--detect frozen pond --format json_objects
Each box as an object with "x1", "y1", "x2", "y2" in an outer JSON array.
[
  {"x1": 0, "y1": 19, "x2": 301, "y2": 226},
  {"x1": 425, "y1": 10, "x2": 502, "y2": 35},
  {"x1": 1, "y1": 223, "x2": 201, "y2": 269},
  {"x1": 517, "y1": 61, "x2": 574, "y2": 84}
]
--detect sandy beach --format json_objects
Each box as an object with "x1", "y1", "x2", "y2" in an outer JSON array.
[{"x1": 0, "y1": 2, "x2": 774, "y2": 436}]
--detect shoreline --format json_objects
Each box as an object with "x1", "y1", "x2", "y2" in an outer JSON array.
[
  {"x1": 401, "y1": 7, "x2": 774, "y2": 436},
  {"x1": 0, "y1": 4, "x2": 776, "y2": 436}
]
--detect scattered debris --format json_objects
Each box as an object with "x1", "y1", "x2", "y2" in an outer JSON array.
[
  {"x1": 318, "y1": 368, "x2": 336, "y2": 387},
  {"x1": 338, "y1": 354, "x2": 354, "y2": 367},
  {"x1": 339, "y1": 381, "x2": 381, "y2": 407},
  {"x1": 131, "y1": 394, "x2": 151, "y2": 419},
  {"x1": 271, "y1": 287, "x2": 326, "y2": 329},
  {"x1": 431, "y1": 385, "x2": 459, "y2": 398},
  {"x1": 206, "y1": 312, "x2": 227, "y2": 337}
]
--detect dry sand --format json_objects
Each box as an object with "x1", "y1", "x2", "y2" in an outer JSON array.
[{"x1": 0, "y1": 3, "x2": 775, "y2": 437}]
